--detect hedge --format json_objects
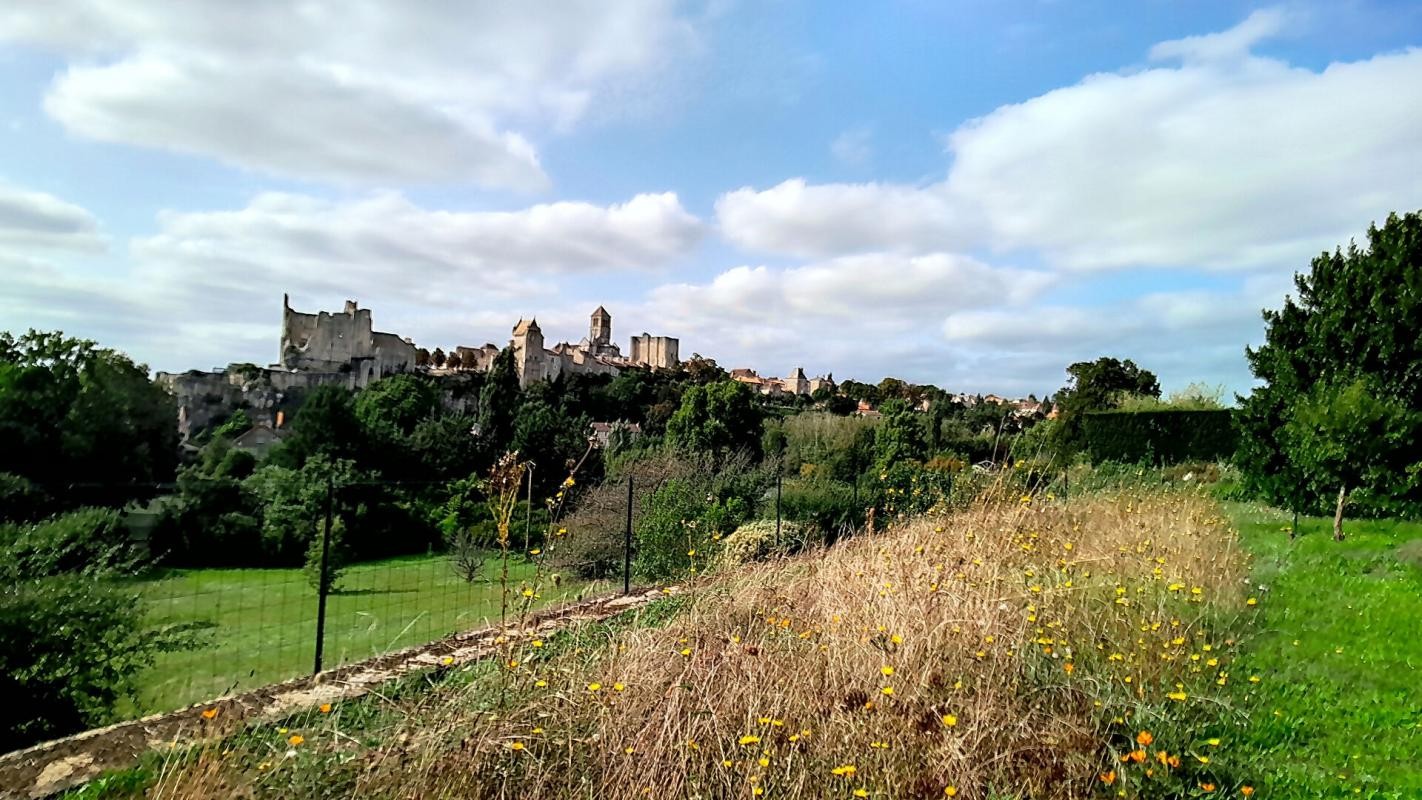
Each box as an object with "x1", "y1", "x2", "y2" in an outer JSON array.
[{"x1": 1083, "y1": 409, "x2": 1238, "y2": 465}]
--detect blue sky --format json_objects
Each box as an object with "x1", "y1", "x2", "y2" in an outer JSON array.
[{"x1": 2, "y1": 1, "x2": 1420, "y2": 397}]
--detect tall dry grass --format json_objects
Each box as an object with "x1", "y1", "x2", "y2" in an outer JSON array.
[{"x1": 153, "y1": 489, "x2": 1249, "y2": 799}]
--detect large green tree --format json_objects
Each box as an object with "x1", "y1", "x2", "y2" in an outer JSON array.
[
  {"x1": 1238, "y1": 210, "x2": 1422, "y2": 520},
  {"x1": 666, "y1": 379, "x2": 763, "y2": 460},
  {"x1": 1051, "y1": 356, "x2": 1161, "y2": 453},
  {"x1": 0, "y1": 331, "x2": 176, "y2": 517},
  {"x1": 477, "y1": 347, "x2": 521, "y2": 451}
]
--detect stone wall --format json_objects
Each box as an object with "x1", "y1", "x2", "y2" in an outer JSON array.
[{"x1": 629, "y1": 333, "x2": 679, "y2": 369}]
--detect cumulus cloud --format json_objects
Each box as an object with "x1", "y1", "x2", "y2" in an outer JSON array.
[
  {"x1": 0, "y1": 190, "x2": 704, "y2": 372},
  {"x1": 641, "y1": 253, "x2": 1053, "y2": 385},
  {"x1": 0, "y1": 185, "x2": 105, "y2": 252},
  {"x1": 716, "y1": 178, "x2": 963, "y2": 258},
  {"x1": 133, "y1": 190, "x2": 702, "y2": 300},
  {"x1": 0, "y1": 1, "x2": 697, "y2": 189},
  {"x1": 717, "y1": 10, "x2": 1422, "y2": 272}
]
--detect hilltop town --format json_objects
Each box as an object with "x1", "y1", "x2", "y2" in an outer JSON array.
[{"x1": 158, "y1": 296, "x2": 859, "y2": 442}]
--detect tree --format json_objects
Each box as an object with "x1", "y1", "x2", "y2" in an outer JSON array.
[
  {"x1": 666, "y1": 380, "x2": 763, "y2": 460},
  {"x1": 415, "y1": 347, "x2": 431, "y2": 368},
  {"x1": 446, "y1": 350, "x2": 464, "y2": 370},
  {"x1": 1239, "y1": 211, "x2": 1422, "y2": 520},
  {"x1": 477, "y1": 347, "x2": 521, "y2": 451},
  {"x1": 432, "y1": 347, "x2": 447, "y2": 368},
  {"x1": 874, "y1": 399, "x2": 926, "y2": 466},
  {"x1": 512, "y1": 396, "x2": 590, "y2": 492},
  {"x1": 1281, "y1": 379, "x2": 1420, "y2": 539},
  {"x1": 271, "y1": 384, "x2": 364, "y2": 468},
  {"x1": 0, "y1": 331, "x2": 177, "y2": 517},
  {"x1": 1051, "y1": 357, "x2": 1160, "y2": 453},
  {"x1": 355, "y1": 374, "x2": 440, "y2": 444}
]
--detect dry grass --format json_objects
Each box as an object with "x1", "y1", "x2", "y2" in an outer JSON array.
[{"x1": 150, "y1": 489, "x2": 1250, "y2": 800}]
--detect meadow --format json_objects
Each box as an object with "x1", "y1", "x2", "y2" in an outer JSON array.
[
  {"x1": 59, "y1": 486, "x2": 1422, "y2": 799},
  {"x1": 128, "y1": 554, "x2": 601, "y2": 714}
]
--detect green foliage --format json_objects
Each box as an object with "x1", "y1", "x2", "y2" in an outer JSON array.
[
  {"x1": 1238, "y1": 210, "x2": 1422, "y2": 514},
  {"x1": 1280, "y1": 379, "x2": 1422, "y2": 518},
  {"x1": 477, "y1": 347, "x2": 521, "y2": 451},
  {"x1": 1082, "y1": 409, "x2": 1239, "y2": 465},
  {"x1": 208, "y1": 408, "x2": 252, "y2": 441},
  {"x1": 1052, "y1": 356, "x2": 1161, "y2": 454},
  {"x1": 1, "y1": 510, "x2": 193, "y2": 751},
  {"x1": 512, "y1": 396, "x2": 591, "y2": 493},
  {"x1": 780, "y1": 411, "x2": 877, "y2": 479},
  {"x1": 0, "y1": 330, "x2": 177, "y2": 518},
  {"x1": 243, "y1": 454, "x2": 359, "y2": 565},
  {"x1": 0, "y1": 507, "x2": 138, "y2": 578},
  {"x1": 271, "y1": 384, "x2": 363, "y2": 467},
  {"x1": 303, "y1": 516, "x2": 349, "y2": 594},
  {"x1": 665, "y1": 379, "x2": 763, "y2": 460},
  {"x1": 777, "y1": 478, "x2": 859, "y2": 540},
  {"x1": 873, "y1": 398, "x2": 926, "y2": 466},
  {"x1": 355, "y1": 373, "x2": 440, "y2": 445},
  {"x1": 1114, "y1": 382, "x2": 1228, "y2": 412},
  {"x1": 0, "y1": 471, "x2": 49, "y2": 522},
  {"x1": 713, "y1": 518, "x2": 811, "y2": 569}
]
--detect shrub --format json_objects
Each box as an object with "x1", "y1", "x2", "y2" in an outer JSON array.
[
  {"x1": 0, "y1": 471, "x2": 48, "y2": 523},
  {"x1": 303, "y1": 516, "x2": 349, "y2": 593},
  {"x1": 777, "y1": 478, "x2": 859, "y2": 541},
  {"x1": 1, "y1": 507, "x2": 138, "y2": 578},
  {"x1": 1082, "y1": 409, "x2": 1238, "y2": 465},
  {"x1": 713, "y1": 518, "x2": 810, "y2": 570},
  {"x1": 0, "y1": 578, "x2": 159, "y2": 750}
]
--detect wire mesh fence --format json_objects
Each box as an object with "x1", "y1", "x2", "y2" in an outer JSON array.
[{"x1": 32, "y1": 462, "x2": 1071, "y2": 725}]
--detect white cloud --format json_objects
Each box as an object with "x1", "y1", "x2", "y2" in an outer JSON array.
[
  {"x1": 0, "y1": 185, "x2": 105, "y2": 252},
  {"x1": 131, "y1": 191, "x2": 704, "y2": 306},
  {"x1": 0, "y1": 190, "x2": 704, "y2": 372},
  {"x1": 1147, "y1": 7, "x2": 1288, "y2": 65},
  {"x1": 830, "y1": 126, "x2": 873, "y2": 166},
  {"x1": 716, "y1": 178, "x2": 963, "y2": 258},
  {"x1": 717, "y1": 11, "x2": 1422, "y2": 272},
  {"x1": 0, "y1": 1, "x2": 698, "y2": 189}
]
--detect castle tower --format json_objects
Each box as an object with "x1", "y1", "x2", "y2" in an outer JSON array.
[
  {"x1": 590, "y1": 306, "x2": 612, "y2": 346},
  {"x1": 511, "y1": 318, "x2": 546, "y2": 386}
]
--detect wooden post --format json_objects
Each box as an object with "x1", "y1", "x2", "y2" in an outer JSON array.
[{"x1": 1333, "y1": 485, "x2": 1347, "y2": 541}]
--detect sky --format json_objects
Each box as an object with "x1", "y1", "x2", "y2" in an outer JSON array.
[{"x1": 2, "y1": 1, "x2": 1420, "y2": 397}]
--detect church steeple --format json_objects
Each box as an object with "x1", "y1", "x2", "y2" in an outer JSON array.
[{"x1": 590, "y1": 306, "x2": 612, "y2": 346}]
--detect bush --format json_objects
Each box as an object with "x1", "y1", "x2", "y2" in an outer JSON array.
[
  {"x1": 1082, "y1": 409, "x2": 1237, "y2": 465},
  {"x1": 714, "y1": 519, "x2": 811, "y2": 570},
  {"x1": 303, "y1": 517, "x2": 349, "y2": 593},
  {"x1": 1, "y1": 507, "x2": 138, "y2": 578},
  {"x1": 0, "y1": 578, "x2": 161, "y2": 750},
  {"x1": 777, "y1": 478, "x2": 859, "y2": 542},
  {"x1": 0, "y1": 471, "x2": 48, "y2": 522}
]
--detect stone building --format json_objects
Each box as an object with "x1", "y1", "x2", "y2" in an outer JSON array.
[
  {"x1": 279, "y1": 295, "x2": 416, "y2": 386},
  {"x1": 629, "y1": 332, "x2": 679, "y2": 369}
]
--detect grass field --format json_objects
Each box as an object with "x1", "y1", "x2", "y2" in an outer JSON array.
[
  {"x1": 127, "y1": 553, "x2": 602, "y2": 715},
  {"x1": 1226, "y1": 504, "x2": 1422, "y2": 798}
]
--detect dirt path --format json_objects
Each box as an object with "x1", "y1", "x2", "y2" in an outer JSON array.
[{"x1": 0, "y1": 587, "x2": 675, "y2": 800}]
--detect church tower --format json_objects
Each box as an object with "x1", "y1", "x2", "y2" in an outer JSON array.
[{"x1": 590, "y1": 306, "x2": 612, "y2": 347}]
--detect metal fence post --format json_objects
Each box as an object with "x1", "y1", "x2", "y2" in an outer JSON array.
[
  {"x1": 312, "y1": 476, "x2": 334, "y2": 675},
  {"x1": 623, "y1": 475, "x2": 634, "y2": 595},
  {"x1": 1062, "y1": 468, "x2": 1069, "y2": 503}
]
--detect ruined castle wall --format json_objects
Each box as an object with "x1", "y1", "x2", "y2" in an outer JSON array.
[
  {"x1": 630, "y1": 334, "x2": 679, "y2": 369},
  {"x1": 280, "y1": 307, "x2": 375, "y2": 371}
]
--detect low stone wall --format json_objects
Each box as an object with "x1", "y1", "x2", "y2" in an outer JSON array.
[{"x1": 0, "y1": 587, "x2": 675, "y2": 799}]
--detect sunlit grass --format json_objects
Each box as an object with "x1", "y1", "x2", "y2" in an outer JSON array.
[
  {"x1": 1224, "y1": 505, "x2": 1422, "y2": 798},
  {"x1": 126, "y1": 554, "x2": 601, "y2": 714}
]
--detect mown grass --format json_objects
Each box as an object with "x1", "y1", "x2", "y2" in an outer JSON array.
[
  {"x1": 1224, "y1": 505, "x2": 1422, "y2": 799},
  {"x1": 125, "y1": 553, "x2": 602, "y2": 715}
]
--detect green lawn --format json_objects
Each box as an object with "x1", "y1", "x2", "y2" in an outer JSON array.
[
  {"x1": 1226, "y1": 504, "x2": 1422, "y2": 799},
  {"x1": 127, "y1": 554, "x2": 601, "y2": 715}
]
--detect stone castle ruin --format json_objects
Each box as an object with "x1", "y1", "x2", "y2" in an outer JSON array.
[
  {"x1": 159, "y1": 297, "x2": 682, "y2": 443},
  {"x1": 279, "y1": 295, "x2": 417, "y2": 383}
]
